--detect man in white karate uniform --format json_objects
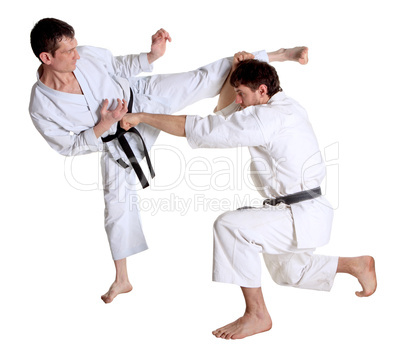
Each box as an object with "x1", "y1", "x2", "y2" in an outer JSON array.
[
  {"x1": 29, "y1": 18, "x2": 309, "y2": 303},
  {"x1": 121, "y1": 52, "x2": 377, "y2": 339}
]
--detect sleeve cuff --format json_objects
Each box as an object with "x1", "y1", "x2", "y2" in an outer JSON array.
[
  {"x1": 139, "y1": 52, "x2": 153, "y2": 72},
  {"x1": 253, "y1": 50, "x2": 269, "y2": 63},
  {"x1": 84, "y1": 128, "x2": 104, "y2": 152},
  {"x1": 214, "y1": 101, "x2": 240, "y2": 118},
  {"x1": 185, "y1": 115, "x2": 198, "y2": 149}
]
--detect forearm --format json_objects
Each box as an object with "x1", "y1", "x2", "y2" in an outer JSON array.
[
  {"x1": 215, "y1": 51, "x2": 257, "y2": 112},
  {"x1": 147, "y1": 52, "x2": 159, "y2": 65},
  {"x1": 215, "y1": 68, "x2": 235, "y2": 112},
  {"x1": 138, "y1": 113, "x2": 187, "y2": 137},
  {"x1": 93, "y1": 121, "x2": 111, "y2": 139}
]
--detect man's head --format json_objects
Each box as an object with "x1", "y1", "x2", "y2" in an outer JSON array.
[
  {"x1": 30, "y1": 18, "x2": 75, "y2": 63},
  {"x1": 230, "y1": 59, "x2": 282, "y2": 109}
]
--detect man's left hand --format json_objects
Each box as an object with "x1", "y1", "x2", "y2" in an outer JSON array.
[{"x1": 147, "y1": 28, "x2": 172, "y2": 64}]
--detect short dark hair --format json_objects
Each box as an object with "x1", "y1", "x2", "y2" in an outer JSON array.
[
  {"x1": 30, "y1": 18, "x2": 75, "y2": 61},
  {"x1": 230, "y1": 59, "x2": 282, "y2": 97}
]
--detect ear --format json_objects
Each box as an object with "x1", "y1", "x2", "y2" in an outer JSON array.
[
  {"x1": 39, "y1": 52, "x2": 53, "y2": 65},
  {"x1": 258, "y1": 84, "x2": 268, "y2": 97}
]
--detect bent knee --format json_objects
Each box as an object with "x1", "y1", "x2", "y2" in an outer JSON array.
[
  {"x1": 270, "y1": 254, "x2": 312, "y2": 287},
  {"x1": 213, "y1": 210, "x2": 239, "y2": 230}
]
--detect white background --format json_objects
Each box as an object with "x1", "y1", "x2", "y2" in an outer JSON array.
[{"x1": 1, "y1": 0, "x2": 401, "y2": 351}]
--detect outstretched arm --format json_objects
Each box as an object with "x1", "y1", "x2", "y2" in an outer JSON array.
[{"x1": 121, "y1": 112, "x2": 187, "y2": 137}]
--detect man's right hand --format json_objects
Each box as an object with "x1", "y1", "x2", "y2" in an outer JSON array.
[{"x1": 94, "y1": 98, "x2": 128, "y2": 138}]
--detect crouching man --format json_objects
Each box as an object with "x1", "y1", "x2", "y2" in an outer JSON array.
[{"x1": 120, "y1": 52, "x2": 377, "y2": 339}]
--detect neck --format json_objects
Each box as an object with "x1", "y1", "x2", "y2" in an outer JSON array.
[
  {"x1": 261, "y1": 95, "x2": 271, "y2": 104},
  {"x1": 39, "y1": 65, "x2": 76, "y2": 91},
  {"x1": 39, "y1": 65, "x2": 82, "y2": 94}
]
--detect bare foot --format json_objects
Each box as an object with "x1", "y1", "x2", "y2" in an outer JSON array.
[
  {"x1": 101, "y1": 280, "x2": 133, "y2": 304},
  {"x1": 354, "y1": 256, "x2": 377, "y2": 297},
  {"x1": 212, "y1": 311, "x2": 272, "y2": 340}
]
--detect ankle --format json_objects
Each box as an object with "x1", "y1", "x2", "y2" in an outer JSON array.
[
  {"x1": 113, "y1": 275, "x2": 129, "y2": 284},
  {"x1": 337, "y1": 256, "x2": 368, "y2": 277},
  {"x1": 245, "y1": 303, "x2": 269, "y2": 318}
]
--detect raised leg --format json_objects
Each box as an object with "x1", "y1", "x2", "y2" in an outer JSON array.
[
  {"x1": 132, "y1": 57, "x2": 232, "y2": 115},
  {"x1": 212, "y1": 287, "x2": 272, "y2": 340}
]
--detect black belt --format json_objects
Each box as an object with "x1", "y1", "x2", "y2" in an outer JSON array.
[
  {"x1": 263, "y1": 187, "x2": 321, "y2": 206},
  {"x1": 101, "y1": 89, "x2": 155, "y2": 189}
]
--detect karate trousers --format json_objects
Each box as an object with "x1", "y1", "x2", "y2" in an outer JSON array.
[
  {"x1": 101, "y1": 56, "x2": 233, "y2": 260},
  {"x1": 212, "y1": 204, "x2": 339, "y2": 291}
]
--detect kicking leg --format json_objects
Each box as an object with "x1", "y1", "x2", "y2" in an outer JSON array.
[
  {"x1": 101, "y1": 258, "x2": 133, "y2": 303},
  {"x1": 212, "y1": 287, "x2": 272, "y2": 340},
  {"x1": 132, "y1": 57, "x2": 232, "y2": 115},
  {"x1": 337, "y1": 256, "x2": 377, "y2": 297},
  {"x1": 268, "y1": 46, "x2": 309, "y2": 64}
]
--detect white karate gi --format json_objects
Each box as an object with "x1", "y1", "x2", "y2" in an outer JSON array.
[
  {"x1": 185, "y1": 54, "x2": 339, "y2": 290},
  {"x1": 29, "y1": 45, "x2": 232, "y2": 260}
]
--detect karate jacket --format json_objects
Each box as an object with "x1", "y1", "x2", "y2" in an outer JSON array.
[{"x1": 185, "y1": 94, "x2": 334, "y2": 249}]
